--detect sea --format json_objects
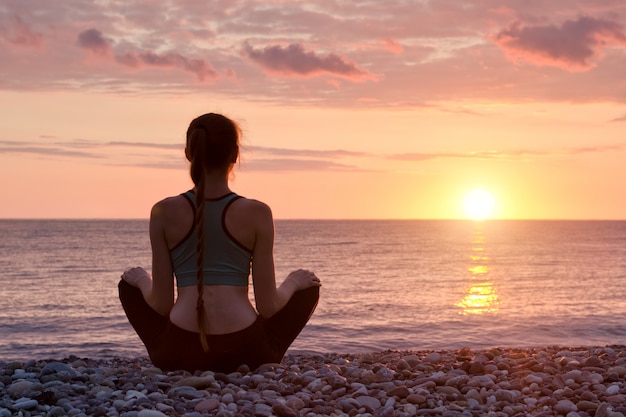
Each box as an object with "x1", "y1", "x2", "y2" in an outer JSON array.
[{"x1": 1, "y1": 219, "x2": 625, "y2": 362}]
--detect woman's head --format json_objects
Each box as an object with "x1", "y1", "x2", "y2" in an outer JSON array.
[{"x1": 186, "y1": 113, "x2": 240, "y2": 185}]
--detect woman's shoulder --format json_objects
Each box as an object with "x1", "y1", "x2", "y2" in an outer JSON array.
[
  {"x1": 230, "y1": 196, "x2": 273, "y2": 227},
  {"x1": 151, "y1": 194, "x2": 192, "y2": 221},
  {"x1": 235, "y1": 196, "x2": 272, "y2": 217},
  {"x1": 235, "y1": 196, "x2": 270, "y2": 211}
]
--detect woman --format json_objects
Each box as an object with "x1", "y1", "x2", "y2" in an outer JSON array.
[{"x1": 119, "y1": 113, "x2": 320, "y2": 373}]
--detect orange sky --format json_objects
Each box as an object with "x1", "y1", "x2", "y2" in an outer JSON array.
[{"x1": 1, "y1": 1, "x2": 625, "y2": 219}]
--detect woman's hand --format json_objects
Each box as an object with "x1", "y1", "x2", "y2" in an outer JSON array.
[
  {"x1": 121, "y1": 266, "x2": 151, "y2": 290},
  {"x1": 285, "y1": 269, "x2": 321, "y2": 291}
]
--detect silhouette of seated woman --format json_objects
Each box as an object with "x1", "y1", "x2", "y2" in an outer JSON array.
[{"x1": 119, "y1": 113, "x2": 320, "y2": 373}]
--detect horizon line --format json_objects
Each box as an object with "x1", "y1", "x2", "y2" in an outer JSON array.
[{"x1": 1, "y1": 217, "x2": 625, "y2": 222}]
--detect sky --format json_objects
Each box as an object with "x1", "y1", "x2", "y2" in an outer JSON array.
[{"x1": 1, "y1": 0, "x2": 625, "y2": 220}]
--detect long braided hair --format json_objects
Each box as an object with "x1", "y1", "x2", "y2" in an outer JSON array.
[{"x1": 186, "y1": 113, "x2": 240, "y2": 352}]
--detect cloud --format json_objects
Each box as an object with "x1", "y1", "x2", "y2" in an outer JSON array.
[
  {"x1": 115, "y1": 50, "x2": 217, "y2": 81},
  {"x1": 566, "y1": 144, "x2": 625, "y2": 154},
  {"x1": 77, "y1": 29, "x2": 111, "y2": 56},
  {"x1": 243, "y1": 158, "x2": 364, "y2": 172},
  {"x1": 0, "y1": 139, "x2": 185, "y2": 161},
  {"x1": 388, "y1": 144, "x2": 625, "y2": 161},
  {"x1": 0, "y1": 140, "x2": 101, "y2": 159},
  {"x1": 493, "y1": 16, "x2": 626, "y2": 71},
  {"x1": 243, "y1": 42, "x2": 376, "y2": 80},
  {"x1": 240, "y1": 145, "x2": 372, "y2": 172},
  {"x1": 107, "y1": 141, "x2": 182, "y2": 150},
  {"x1": 5, "y1": 136, "x2": 624, "y2": 176},
  {"x1": 77, "y1": 28, "x2": 217, "y2": 81},
  {"x1": 386, "y1": 150, "x2": 544, "y2": 161},
  {"x1": 381, "y1": 38, "x2": 404, "y2": 54},
  {"x1": 610, "y1": 115, "x2": 626, "y2": 122},
  {"x1": 1, "y1": 15, "x2": 43, "y2": 47},
  {"x1": 249, "y1": 146, "x2": 369, "y2": 158},
  {"x1": 0, "y1": 139, "x2": 370, "y2": 172},
  {"x1": 3, "y1": 2, "x2": 626, "y2": 104}
]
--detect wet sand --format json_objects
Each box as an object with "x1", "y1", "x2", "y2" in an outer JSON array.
[{"x1": 1, "y1": 346, "x2": 625, "y2": 416}]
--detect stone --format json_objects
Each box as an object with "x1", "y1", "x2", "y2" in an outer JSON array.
[
  {"x1": 272, "y1": 403, "x2": 299, "y2": 417},
  {"x1": 424, "y1": 353, "x2": 441, "y2": 363},
  {"x1": 406, "y1": 393, "x2": 426, "y2": 404},
  {"x1": 125, "y1": 389, "x2": 147, "y2": 400},
  {"x1": 467, "y1": 375, "x2": 495, "y2": 388},
  {"x1": 137, "y1": 411, "x2": 169, "y2": 417},
  {"x1": 40, "y1": 362, "x2": 77, "y2": 378},
  {"x1": 254, "y1": 403, "x2": 273, "y2": 416},
  {"x1": 285, "y1": 397, "x2": 305, "y2": 410},
  {"x1": 495, "y1": 389, "x2": 520, "y2": 403},
  {"x1": 608, "y1": 366, "x2": 626, "y2": 377},
  {"x1": 445, "y1": 375, "x2": 469, "y2": 386},
  {"x1": 12, "y1": 398, "x2": 38, "y2": 410},
  {"x1": 437, "y1": 386, "x2": 461, "y2": 396},
  {"x1": 524, "y1": 374, "x2": 543, "y2": 384},
  {"x1": 403, "y1": 355, "x2": 420, "y2": 367},
  {"x1": 306, "y1": 378, "x2": 323, "y2": 392},
  {"x1": 396, "y1": 359, "x2": 410, "y2": 370},
  {"x1": 468, "y1": 361, "x2": 484, "y2": 374},
  {"x1": 337, "y1": 397, "x2": 360, "y2": 412},
  {"x1": 554, "y1": 399, "x2": 577, "y2": 414},
  {"x1": 7, "y1": 380, "x2": 39, "y2": 399},
  {"x1": 388, "y1": 385, "x2": 410, "y2": 398},
  {"x1": 11, "y1": 371, "x2": 38, "y2": 380},
  {"x1": 563, "y1": 370, "x2": 582, "y2": 381},
  {"x1": 576, "y1": 400, "x2": 598, "y2": 411},
  {"x1": 606, "y1": 385, "x2": 620, "y2": 395},
  {"x1": 195, "y1": 398, "x2": 220, "y2": 412},
  {"x1": 173, "y1": 376, "x2": 215, "y2": 389},
  {"x1": 167, "y1": 385, "x2": 203, "y2": 399},
  {"x1": 355, "y1": 395, "x2": 381, "y2": 411},
  {"x1": 46, "y1": 406, "x2": 67, "y2": 417}
]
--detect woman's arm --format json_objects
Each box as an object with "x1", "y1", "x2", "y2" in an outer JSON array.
[
  {"x1": 147, "y1": 201, "x2": 175, "y2": 315},
  {"x1": 122, "y1": 201, "x2": 175, "y2": 316},
  {"x1": 251, "y1": 202, "x2": 320, "y2": 318}
]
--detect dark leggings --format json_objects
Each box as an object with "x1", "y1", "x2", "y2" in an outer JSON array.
[{"x1": 118, "y1": 280, "x2": 319, "y2": 373}]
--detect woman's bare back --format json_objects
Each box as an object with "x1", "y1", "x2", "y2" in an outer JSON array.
[{"x1": 161, "y1": 193, "x2": 264, "y2": 334}]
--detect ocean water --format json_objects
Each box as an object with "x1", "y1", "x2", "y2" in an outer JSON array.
[{"x1": 0, "y1": 219, "x2": 625, "y2": 361}]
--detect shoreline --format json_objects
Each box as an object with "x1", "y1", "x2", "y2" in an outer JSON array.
[{"x1": 1, "y1": 346, "x2": 625, "y2": 417}]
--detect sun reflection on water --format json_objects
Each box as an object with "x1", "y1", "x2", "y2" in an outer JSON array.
[{"x1": 456, "y1": 225, "x2": 499, "y2": 315}]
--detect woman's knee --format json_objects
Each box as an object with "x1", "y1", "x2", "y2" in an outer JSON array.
[
  {"x1": 118, "y1": 279, "x2": 141, "y2": 303},
  {"x1": 286, "y1": 286, "x2": 319, "y2": 319},
  {"x1": 295, "y1": 285, "x2": 320, "y2": 304}
]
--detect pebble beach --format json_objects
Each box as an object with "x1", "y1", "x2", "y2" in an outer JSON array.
[{"x1": 2, "y1": 346, "x2": 626, "y2": 417}]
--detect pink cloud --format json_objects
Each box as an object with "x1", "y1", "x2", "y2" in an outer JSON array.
[
  {"x1": 77, "y1": 28, "x2": 216, "y2": 81},
  {"x1": 381, "y1": 38, "x2": 404, "y2": 54},
  {"x1": 1, "y1": 15, "x2": 43, "y2": 47},
  {"x1": 243, "y1": 42, "x2": 375, "y2": 81},
  {"x1": 77, "y1": 29, "x2": 111, "y2": 56},
  {"x1": 493, "y1": 16, "x2": 626, "y2": 71},
  {"x1": 387, "y1": 150, "x2": 545, "y2": 162},
  {"x1": 115, "y1": 51, "x2": 217, "y2": 81},
  {"x1": 387, "y1": 144, "x2": 626, "y2": 162}
]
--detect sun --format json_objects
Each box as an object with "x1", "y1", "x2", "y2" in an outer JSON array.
[{"x1": 463, "y1": 189, "x2": 496, "y2": 220}]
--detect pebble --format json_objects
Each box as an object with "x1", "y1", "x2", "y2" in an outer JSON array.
[
  {"x1": 1, "y1": 346, "x2": 625, "y2": 416},
  {"x1": 12, "y1": 398, "x2": 38, "y2": 410},
  {"x1": 606, "y1": 384, "x2": 621, "y2": 395},
  {"x1": 137, "y1": 410, "x2": 168, "y2": 417}
]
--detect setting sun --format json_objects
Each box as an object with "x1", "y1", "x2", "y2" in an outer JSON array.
[{"x1": 463, "y1": 189, "x2": 496, "y2": 220}]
